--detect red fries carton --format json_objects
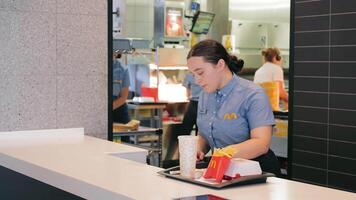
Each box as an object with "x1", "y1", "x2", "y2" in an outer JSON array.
[{"x1": 203, "y1": 147, "x2": 237, "y2": 182}]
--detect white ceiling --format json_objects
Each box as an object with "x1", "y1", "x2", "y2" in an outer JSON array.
[{"x1": 229, "y1": 0, "x2": 290, "y2": 23}]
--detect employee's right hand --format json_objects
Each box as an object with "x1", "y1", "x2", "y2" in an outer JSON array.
[{"x1": 196, "y1": 150, "x2": 205, "y2": 161}]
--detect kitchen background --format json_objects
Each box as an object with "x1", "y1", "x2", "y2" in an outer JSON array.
[{"x1": 0, "y1": 0, "x2": 355, "y2": 193}]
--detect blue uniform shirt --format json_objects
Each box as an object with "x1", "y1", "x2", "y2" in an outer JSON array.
[
  {"x1": 197, "y1": 75, "x2": 275, "y2": 149},
  {"x1": 183, "y1": 73, "x2": 203, "y2": 101},
  {"x1": 113, "y1": 60, "x2": 130, "y2": 98}
]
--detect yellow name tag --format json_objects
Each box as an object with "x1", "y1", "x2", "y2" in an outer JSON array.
[{"x1": 223, "y1": 112, "x2": 238, "y2": 120}]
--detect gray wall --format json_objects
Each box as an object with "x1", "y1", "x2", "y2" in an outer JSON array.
[
  {"x1": 206, "y1": 0, "x2": 229, "y2": 43},
  {"x1": 291, "y1": 0, "x2": 356, "y2": 192},
  {"x1": 0, "y1": 0, "x2": 108, "y2": 138}
]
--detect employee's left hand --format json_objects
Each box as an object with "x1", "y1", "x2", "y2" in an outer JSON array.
[{"x1": 196, "y1": 150, "x2": 205, "y2": 161}]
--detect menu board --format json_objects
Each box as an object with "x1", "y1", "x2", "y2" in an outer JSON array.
[
  {"x1": 191, "y1": 11, "x2": 215, "y2": 34},
  {"x1": 165, "y1": 7, "x2": 184, "y2": 37}
]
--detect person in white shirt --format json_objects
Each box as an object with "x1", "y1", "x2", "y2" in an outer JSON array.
[{"x1": 254, "y1": 48, "x2": 288, "y2": 106}]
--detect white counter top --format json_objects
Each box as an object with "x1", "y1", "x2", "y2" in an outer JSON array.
[{"x1": 1, "y1": 128, "x2": 355, "y2": 200}]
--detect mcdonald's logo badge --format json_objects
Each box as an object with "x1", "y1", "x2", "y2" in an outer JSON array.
[
  {"x1": 209, "y1": 160, "x2": 217, "y2": 168},
  {"x1": 223, "y1": 112, "x2": 238, "y2": 120}
]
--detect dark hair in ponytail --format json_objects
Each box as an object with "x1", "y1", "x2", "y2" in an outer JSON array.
[
  {"x1": 229, "y1": 55, "x2": 244, "y2": 74},
  {"x1": 187, "y1": 39, "x2": 244, "y2": 74}
]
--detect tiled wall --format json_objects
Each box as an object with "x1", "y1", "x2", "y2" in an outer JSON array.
[
  {"x1": 0, "y1": 0, "x2": 108, "y2": 138},
  {"x1": 292, "y1": 0, "x2": 356, "y2": 192},
  {"x1": 125, "y1": 0, "x2": 154, "y2": 39}
]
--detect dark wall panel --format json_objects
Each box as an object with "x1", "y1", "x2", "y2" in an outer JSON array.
[
  {"x1": 331, "y1": 30, "x2": 356, "y2": 45},
  {"x1": 294, "y1": 92, "x2": 328, "y2": 107},
  {"x1": 295, "y1": 0, "x2": 329, "y2": 17},
  {"x1": 330, "y1": 94, "x2": 356, "y2": 110},
  {"x1": 329, "y1": 125, "x2": 356, "y2": 143},
  {"x1": 295, "y1": 47, "x2": 329, "y2": 61},
  {"x1": 293, "y1": 150, "x2": 327, "y2": 169},
  {"x1": 330, "y1": 63, "x2": 356, "y2": 77},
  {"x1": 294, "y1": 62, "x2": 329, "y2": 76},
  {"x1": 330, "y1": 78, "x2": 356, "y2": 93},
  {"x1": 292, "y1": 0, "x2": 356, "y2": 192},
  {"x1": 293, "y1": 135, "x2": 327, "y2": 154},
  {"x1": 294, "y1": 77, "x2": 328, "y2": 92},
  {"x1": 295, "y1": 31, "x2": 329, "y2": 46},
  {"x1": 328, "y1": 172, "x2": 356, "y2": 192},
  {"x1": 292, "y1": 165, "x2": 327, "y2": 185},
  {"x1": 331, "y1": 47, "x2": 356, "y2": 62},
  {"x1": 331, "y1": 0, "x2": 356, "y2": 13},
  {"x1": 293, "y1": 121, "x2": 327, "y2": 138},
  {"x1": 329, "y1": 156, "x2": 356, "y2": 175},
  {"x1": 331, "y1": 13, "x2": 356, "y2": 29},
  {"x1": 329, "y1": 141, "x2": 356, "y2": 159},
  {"x1": 295, "y1": 16, "x2": 329, "y2": 32},
  {"x1": 329, "y1": 110, "x2": 356, "y2": 126},
  {"x1": 294, "y1": 107, "x2": 328, "y2": 123}
]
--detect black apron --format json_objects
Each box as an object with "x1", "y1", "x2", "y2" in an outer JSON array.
[
  {"x1": 253, "y1": 149, "x2": 281, "y2": 177},
  {"x1": 113, "y1": 103, "x2": 130, "y2": 124},
  {"x1": 113, "y1": 103, "x2": 131, "y2": 142}
]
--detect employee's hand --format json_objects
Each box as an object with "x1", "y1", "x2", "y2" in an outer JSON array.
[{"x1": 196, "y1": 150, "x2": 205, "y2": 161}]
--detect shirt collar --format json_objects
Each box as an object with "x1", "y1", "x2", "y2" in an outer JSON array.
[{"x1": 215, "y1": 74, "x2": 238, "y2": 98}]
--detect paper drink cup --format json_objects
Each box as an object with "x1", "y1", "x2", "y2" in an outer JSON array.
[{"x1": 178, "y1": 136, "x2": 198, "y2": 178}]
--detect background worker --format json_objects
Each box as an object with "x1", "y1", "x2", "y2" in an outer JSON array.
[{"x1": 254, "y1": 48, "x2": 289, "y2": 109}]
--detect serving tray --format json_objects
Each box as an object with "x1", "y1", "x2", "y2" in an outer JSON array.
[{"x1": 157, "y1": 162, "x2": 275, "y2": 189}]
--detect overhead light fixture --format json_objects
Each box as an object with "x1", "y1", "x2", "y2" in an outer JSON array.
[{"x1": 230, "y1": 0, "x2": 289, "y2": 10}]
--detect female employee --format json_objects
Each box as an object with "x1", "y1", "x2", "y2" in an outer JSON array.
[
  {"x1": 113, "y1": 52, "x2": 131, "y2": 124},
  {"x1": 254, "y1": 48, "x2": 288, "y2": 108},
  {"x1": 187, "y1": 39, "x2": 280, "y2": 175}
]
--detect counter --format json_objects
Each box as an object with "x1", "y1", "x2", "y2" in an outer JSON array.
[{"x1": 1, "y1": 128, "x2": 355, "y2": 200}]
